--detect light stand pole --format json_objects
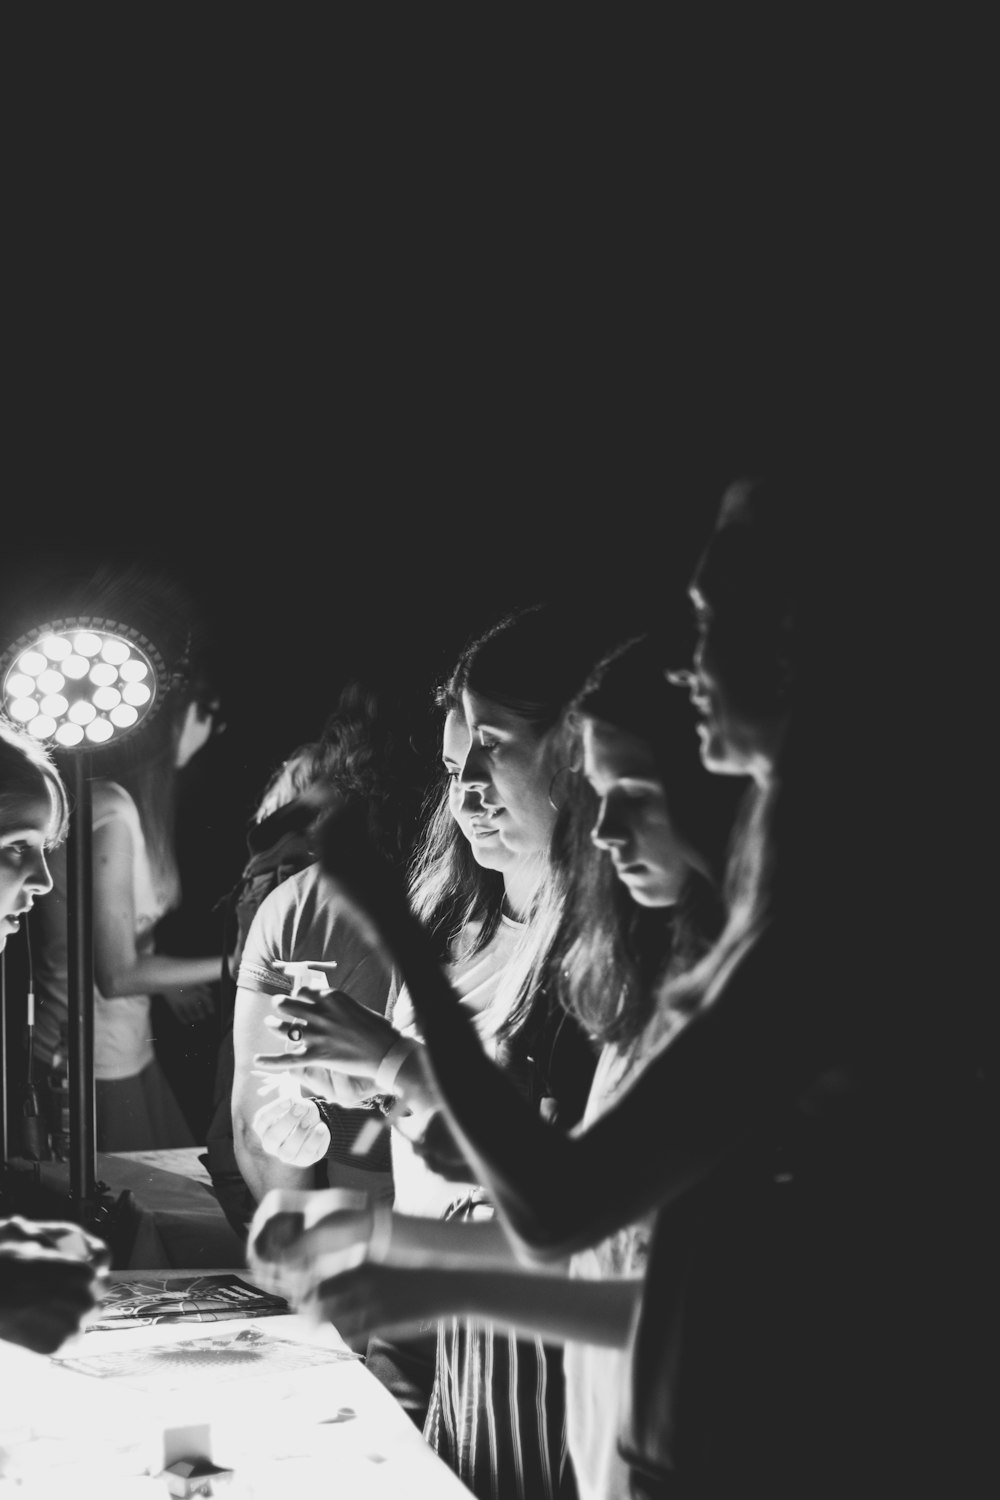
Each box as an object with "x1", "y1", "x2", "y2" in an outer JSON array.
[
  {"x1": 1, "y1": 617, "x2": 167, "y2": 1228},
  {"x1": 66, "y1": 750, "x2": 96, "y2": 1220}
]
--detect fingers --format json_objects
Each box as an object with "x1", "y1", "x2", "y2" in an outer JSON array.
[
  {"x1": 250, "y1": 1210, "x2": 307, "y2": 1263},
  {"x1": 252, "y1": 1097, "x2": 330, "y2": 1166},
  {"x1": 254, "y1": 1051, "x2": 307, "y2": 1072}
]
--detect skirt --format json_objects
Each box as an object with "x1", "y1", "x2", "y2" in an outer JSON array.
[{"x1": 96, "y1": 1060, "x2": 197, "y2": 1152}]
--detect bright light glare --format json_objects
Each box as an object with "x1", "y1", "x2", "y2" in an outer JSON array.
[
  {"x1": 40, "y1": 636, "x2": 72, "y2": 660},
  {"x1": 2, "y1": 623, "x2": 161, "y2": 753}
]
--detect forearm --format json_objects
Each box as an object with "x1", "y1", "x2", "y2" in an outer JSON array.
[
  {"x1": 382, "y1": 912, "x2": 605, "y2": 1259},
  {"x1": 318, "y1": 824, "x2": 804, "y2": 1262},
  {"x1": 97, "y1": 952, "x2": 222, "y2": 998},
  {"x1": 387, "y1": 1214, "x2": 552, "y2": 1272},
  {"x1": 420, "y1": 1266, "x2": 640, "y2": 1349},
  {"x1": 232, "y1": 1103, "x2": 315, "y2": 1201},
  {"x1": 373, "y1": 904, "x2": 739, "y2": 1262},
  {"x1": 386, "y1": 1042, "x2": 442, "y2": 1116}
]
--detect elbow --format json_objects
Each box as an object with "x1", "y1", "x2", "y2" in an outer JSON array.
[
  {"x1": 94, "y1": 969, "x2": 138, "y2": 999},
  {"x1": 231, "y1": 1100, "x2": 264, "y2": 1163},
  {"x1": 501, "y1": 1205, "x2": 582, "y2": 1267}
]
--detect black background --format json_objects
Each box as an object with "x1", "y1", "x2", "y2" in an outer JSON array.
[{"x1": 2, "y1": 37, "x2": 967, "y2": 1138}]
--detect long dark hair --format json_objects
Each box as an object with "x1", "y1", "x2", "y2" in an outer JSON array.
[
  {"x1": 552, "y1": 635, "x2": 745, "y2": 1049},
  {"x1": 312, "y1": 677, "x2": 436, "y2": 871},
  {"x1": 407, "y1": 684, "x2": 507, "y2": 965},
  {"x1": 419, "y1": 601, "x2": 618, "y2": 1041}
]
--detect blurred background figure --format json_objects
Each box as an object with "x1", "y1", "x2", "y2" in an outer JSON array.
[
  {"x1": 28, "y1": 564, "x2": 230, "y2": 1154},
  {"x1": 230, "y1": 676, "x2": 436, "y2": 1240},
  {"x1": 204, "y1": 738, "x2": 327, "y2": 1237}
]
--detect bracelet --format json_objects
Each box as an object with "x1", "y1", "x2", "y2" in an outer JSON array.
[
  {"x1": 367, "y1": 1198, "x2": 393, "y2": 1264},
  {"x1": 373, "y1": 1035, "x2": 417, "y2": 1095}
]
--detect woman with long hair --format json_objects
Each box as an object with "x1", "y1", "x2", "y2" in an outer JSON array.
[
  {"x1": 266, "y1": 475, "x2": 984, "y2": 1497},
  {"x1": 251, "y1": 602, "x2": 608, "y2": 1500},
  {"x1": 253, "y1": 633, "x2": 744, "y2": 1500},
  {"x1": 29, "y1": 567, "x2": 228, "y2": 1152}
]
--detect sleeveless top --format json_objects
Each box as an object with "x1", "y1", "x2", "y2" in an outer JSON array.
[{"x1": 32, "y1": 780, "x2": 171, "y2": 1080}]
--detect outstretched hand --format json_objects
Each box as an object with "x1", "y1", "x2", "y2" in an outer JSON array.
[
  {"x1": 247, "y1": 1187, "x2": 376, "y2": 1303},
  {"x1": 251, "y1": 1095, "x2": 331, "y2": 1167},
  {"x1": 303, "y1": 1261, "x2": 448, "y2": 1343},
  {"x1": 255, "y1": 989, "x2": 399, "y2": 1082}
]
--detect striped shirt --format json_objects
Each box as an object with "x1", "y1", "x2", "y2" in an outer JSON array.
[{"x1": 423, "y1": 1195, "x2": 577, "y2": 1500}]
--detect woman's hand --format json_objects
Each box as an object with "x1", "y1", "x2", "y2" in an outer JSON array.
[
  {"x1": 254, "y1": 989, "x2": 400, "y2": 1082},
  {"x1": 251, "y1": 1095, "x2": 331, "y2": 1167},
  {"x1": 303, "y1": 1261, "x2": 449, "y2": 1343},
  {"x1": 247, "y1": 1188, "x2": 376, "y2": 1301}
]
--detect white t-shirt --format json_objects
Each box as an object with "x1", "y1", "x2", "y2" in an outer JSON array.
[
  {"x1": 389, "y1": 914, "x2": 527, "y2": 1220},
  {"x1": 33, "y1": 781, "x2": 170, "y2": 1081}
]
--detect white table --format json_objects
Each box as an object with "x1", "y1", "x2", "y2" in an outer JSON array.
[{"x1": 0, "y1": 1273, "x2": 471, "y2": 1499}]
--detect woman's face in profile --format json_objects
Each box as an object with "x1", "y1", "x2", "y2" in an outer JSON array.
[
  {"x1": 459, "y1": 690, "x2": 558, "y2": 858},
  {"x1": 688, "y1": 504, "x2": 791, "y2": 781},
  {"x1": 442, "y1": 707, "x2": 520, "y2": 874},
  {"x1": 0, "y1": 790, "x2": 55, "y2": 952},
  {"x1": 582, "y1": 718, "x2": 688, "y2": 908}
]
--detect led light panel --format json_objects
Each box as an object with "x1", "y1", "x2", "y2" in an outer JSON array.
[{"x1": 0, "y1": 618, "x2": 165, "y2": 751}]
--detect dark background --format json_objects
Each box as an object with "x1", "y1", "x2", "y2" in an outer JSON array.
[{"x1": 3, "y1": 38, "x2": 962, "y2": 1141}]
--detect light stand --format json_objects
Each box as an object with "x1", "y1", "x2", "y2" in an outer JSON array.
[
  {"x1": 66, "y1": 751, "x2": 95, "y2": 1216},
  {"x1": 1, "y1": 618, "x2": 167, "y2": 1228}
]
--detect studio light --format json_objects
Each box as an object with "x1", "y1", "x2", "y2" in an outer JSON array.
[
  {"x1": 1, "y1": 618, "x2": 166, "y2": 752},
  {"x1": 1, "y1": 616, "x2": 170, "y2": 1224}
]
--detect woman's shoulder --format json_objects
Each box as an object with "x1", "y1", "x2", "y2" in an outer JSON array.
[{"x1": 91, "y1": 780, "x2": 138, "y2": 827}]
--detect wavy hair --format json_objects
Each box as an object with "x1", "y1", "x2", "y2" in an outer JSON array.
[
  {"x1": 414, "y1": 603, "x2": 619, "y2": 1043},
  {"x1": 547, "y1": 635, "x2": 745, "y2": 1049}
]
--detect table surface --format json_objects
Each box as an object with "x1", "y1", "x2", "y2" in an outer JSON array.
[
  {"x1": 5, "y1": 1150, "x2": 248, "y2": 1269},
  {"x1": 0, "y1": 1269, "x2": 471, "y2": 1499}
]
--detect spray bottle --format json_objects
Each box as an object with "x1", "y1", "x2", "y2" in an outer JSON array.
[{"x1": 272, "y1": 961, "x2": 340, "y2": 1103}]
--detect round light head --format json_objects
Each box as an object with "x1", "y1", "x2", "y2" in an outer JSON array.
[{"x1": 0, "y1": 618, "x2": 167, "y2": 753}]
